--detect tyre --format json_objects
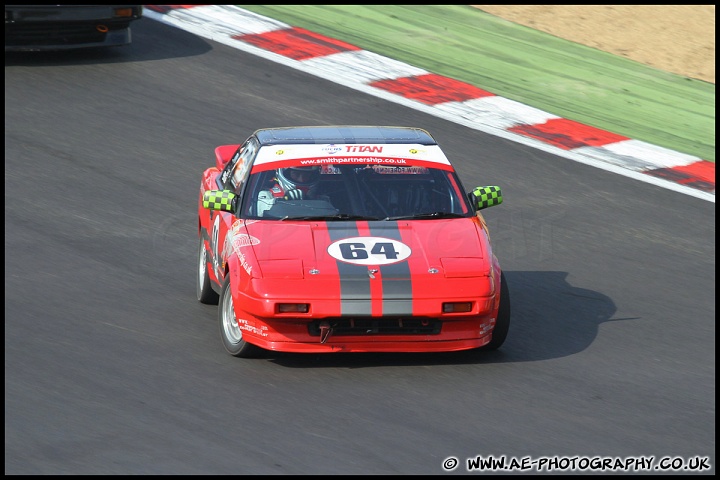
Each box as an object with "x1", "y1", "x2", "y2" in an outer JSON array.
[
  {"x1": 218, "y1": 277, "x2": 262, "y2": 358},
  {"x1": 484, "y1": 272, "x2": 511, "y2": 350},
  {"x1": 197, "y1": 238, "x2": 219, "y2": 305}
]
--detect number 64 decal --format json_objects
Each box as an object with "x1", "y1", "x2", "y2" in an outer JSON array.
[{"x1": 327, "y1": 236, "x2": 411, "y2": 265}]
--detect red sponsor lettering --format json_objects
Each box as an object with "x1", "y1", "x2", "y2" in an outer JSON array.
[{"x1": 345, "y1": 145, "x2": 383, "y2": 153}]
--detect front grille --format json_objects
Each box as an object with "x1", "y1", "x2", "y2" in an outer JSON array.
[{"x1": 308, "y1": 317, "x2": 442, "y2": 336}]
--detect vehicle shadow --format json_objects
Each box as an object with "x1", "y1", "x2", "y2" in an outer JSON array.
[
  {"x1": 4, "y1": 17, "x2": 212, "y2": 67},
  {"x1": 265, "y1": 270, "x2": 629, "y2": 368}
]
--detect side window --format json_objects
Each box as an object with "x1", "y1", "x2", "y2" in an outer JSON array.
[
  {"x1": 219, "y1": 144, "x2": 245, "y2": 189},
  {"x1": 230, "y1": 138, "x2": 258, "y2": 193}
]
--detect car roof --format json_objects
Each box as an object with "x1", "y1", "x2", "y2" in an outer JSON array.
[{"x1": 253, "y1": 126, "x2": 437, "y2": 146}]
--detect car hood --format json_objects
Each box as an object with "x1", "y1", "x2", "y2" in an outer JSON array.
[{"x1": 243, "y1": 218, "x2": 492, "y2": 279}]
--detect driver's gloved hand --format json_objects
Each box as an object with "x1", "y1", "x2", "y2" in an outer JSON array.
[{"x1": 284, "y1": 189, "x2": 304, "y2": 200}]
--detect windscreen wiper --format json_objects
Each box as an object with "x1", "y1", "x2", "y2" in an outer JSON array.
[
  {"x1": 383, "y1": 212, "x2": 467, "y2": 221},
  {"x1": 288, "y1": 214, "x2": 382, "y2": 221}
]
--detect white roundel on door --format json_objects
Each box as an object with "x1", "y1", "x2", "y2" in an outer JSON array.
[{"x1": 327, "y1": 236, "x2": 411, "y2": 265}]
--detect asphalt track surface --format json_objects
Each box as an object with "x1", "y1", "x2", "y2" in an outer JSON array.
[{"x1": 4, "y1": 17, "x2": 715, "y2": 475}]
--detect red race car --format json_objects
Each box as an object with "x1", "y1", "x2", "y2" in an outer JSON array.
[{"x1": 197, "y1": 126, "x2": 508, "y2": 357}]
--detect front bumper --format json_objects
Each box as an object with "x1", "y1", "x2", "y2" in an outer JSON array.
[
  {"x1": 233, "y1": 304, "x2": 498, "y2": 354},
  {"x1": 5, "y1": 5, "x2": 142, "y2": 51}
]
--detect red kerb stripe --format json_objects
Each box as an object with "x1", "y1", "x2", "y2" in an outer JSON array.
[
  {"x1": 370, "y1": 74, "x2": 495, "y2": 105},
  {"x1": 235, "y1": 27, "x2": 361, "y2": 60},
  {"x1": 510, "y1": 118, "x2": 630, "y2": 150}
]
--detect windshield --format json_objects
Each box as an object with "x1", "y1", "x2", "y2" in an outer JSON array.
[{"x1": 240, "y1": 162, "x2": 473, "y2": 220}]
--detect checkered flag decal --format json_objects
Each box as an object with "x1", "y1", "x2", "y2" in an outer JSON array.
[
  {"x1": 473, "y1": 186, "x2": 502, "y2": 209},
  {"x1": 203, "y1": 190, "x2": 236, "y2": 211}
]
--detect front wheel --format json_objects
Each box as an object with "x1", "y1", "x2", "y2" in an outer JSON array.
[
  {"x1": 218, "y1": 277, "x2": 262, "y2": 358},
  {"x1": 197, "y1": 238, "x2": 219, "y2": 305},
  {"x1": 484, "y1": 272, "x2": 511, "y2": 350}
]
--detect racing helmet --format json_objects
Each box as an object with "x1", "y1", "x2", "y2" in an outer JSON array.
[{"x1": 277, "y1": 166, "x2": 321, "y2": 195}]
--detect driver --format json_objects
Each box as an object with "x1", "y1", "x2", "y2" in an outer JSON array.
[{"x1": 257, "y1": 166, "x2": 324, "y2": 216}]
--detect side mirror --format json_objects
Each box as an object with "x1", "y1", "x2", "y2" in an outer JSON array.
[
  {"x1": 469, "y1": 186, "x2": 502, "y2": 211},
  {"x1": 202, "y1": 190, "x2": 237, "y2": 212}
]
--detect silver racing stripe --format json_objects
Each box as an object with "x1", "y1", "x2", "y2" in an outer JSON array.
[
  {"x1": 327, "y1": 223, "x2": 371, "y2": 315},
  {"x1": 369, "y1": 222, "x2": 413, "y2": 315}
]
